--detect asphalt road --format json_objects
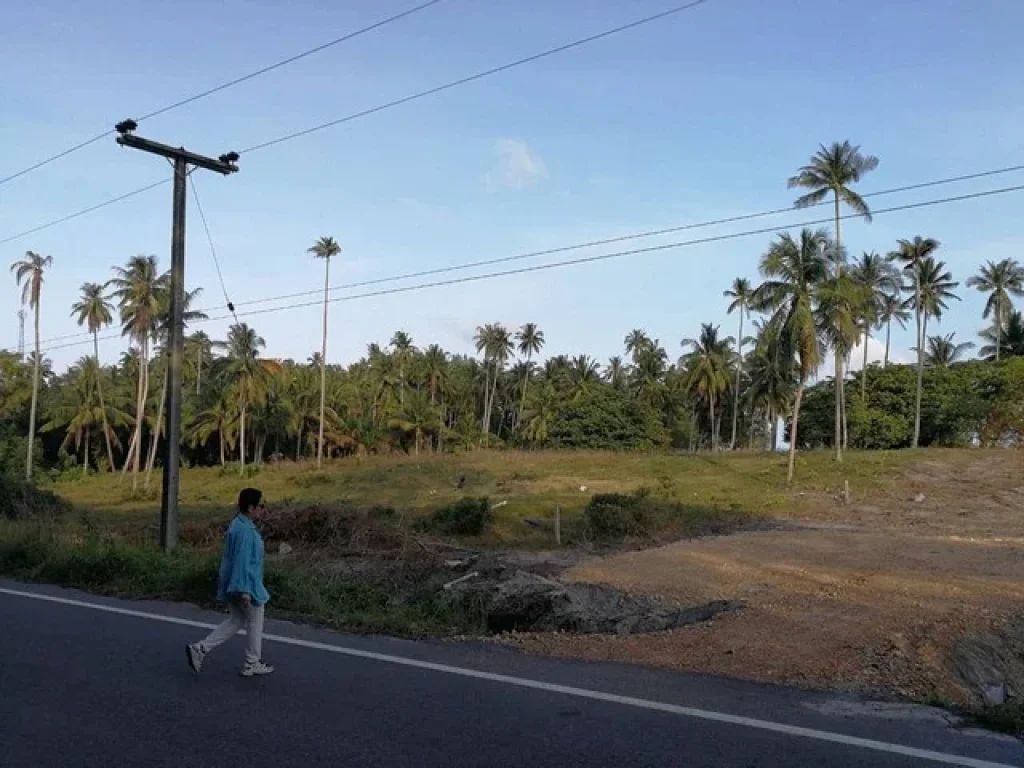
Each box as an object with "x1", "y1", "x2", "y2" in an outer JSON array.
[{"x1": 1, "y1": 581, "x2": 1020, "y2": 768}]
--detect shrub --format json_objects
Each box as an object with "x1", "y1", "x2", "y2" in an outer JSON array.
[
  {"x1": 0, "y1": 474, "x2": 71, "y2": 520},
  {"x1": 418, "y1": 497, "x2": 491, "y2": 536},
  {"x1": 581, "y1": 489, "x2": 747, "y2": 542},
  {"x1": 582, "y1": 491, "x2": 654, "y2": 539}
]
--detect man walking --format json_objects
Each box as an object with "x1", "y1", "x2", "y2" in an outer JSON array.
[{"x1": 187, "y1": 488, "x2": 274, "y2": 677}]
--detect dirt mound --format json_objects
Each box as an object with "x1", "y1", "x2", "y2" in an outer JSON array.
[{"x1": 954, "y1": 613, "x2": 1024, "y2": 706}]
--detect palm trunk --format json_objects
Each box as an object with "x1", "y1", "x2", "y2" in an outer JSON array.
[
  {"x1": 93, "y1": 331, "x2": 115, "y2": 472},
  {"x1": 145, "y1": 367, "x2": 169, "y2": 487},
  {"x1": 239, "y1": 401, "x2": 247, "y2": 476},
  {"x1": 317, "y1": 257, "x2": 331, "y2": 468},
  {"x1": 25, "y1": 299, "x2": 41, "y2": 480},
  {"x1": 995, "y1": 294, "x2": 1002, "y2": 362},
  {"x1": 884, "y1": 318, "x2": 892, "y2": 368},
  {"x1": 730, "y1": 312, "x2": 744, "y2": 449},
  {"x1": 787, "y1": 382, "x2": 806, "y2": 485},
  {"x1": 196, "y1": 347, "x2": 202, "y2": 396},
  {"x1": 861, "y1": 324, "x2": 870, "y2": 402},
  {"x1": 82, "y1": 427, "x2": 90, "y2": 478},
  {"x1": 842, "y1": 355, "x2": 849, "y2": 450},
  {"x1": 771, "y1": 407, "x2": 779, "y2": 452},
  {"x1": 708, "y1": 390, "x2": 716, "y2": 452},
  {"x1": 486, "y1": 362, "x2": 500, "y2": 446},
  {"x1": 130, "y1": 340, "x2": 150, "y2": 490},
  {"x1": 913, "y1": 312, "x2": 928, "y2": 448},
  {"x1": 912, "y1": 272, "x2": 923, "y2": 448},
  {"x1": 296, "y1": 423, "x2": 304, "y2": 461},
  {"x1": 120, "y1": 430, "x2": 138, "y2": 485},
  {"x1": 519, "y1": 354, "x2": 532, "y2": 429},
  {"x1": 833, "y1": 191, "x2": 843, "y2": 463},
  {"x1": 480, "y1": 364, "x2": 491, "y2": 441},
  {"x1": 219, "y1": 428, "x2": 225, "y2": 467}
]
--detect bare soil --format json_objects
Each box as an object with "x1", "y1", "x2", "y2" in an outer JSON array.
[{"x1": 509, "y1": 451, "x2": 1024, "y2": 705}]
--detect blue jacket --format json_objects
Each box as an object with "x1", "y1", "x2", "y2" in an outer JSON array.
[{"x1": 216, "y1": 514, "x2": 270, "y2": 606}]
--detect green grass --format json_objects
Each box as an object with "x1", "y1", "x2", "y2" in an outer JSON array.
[
  {"x1": 973, "y1": 700, "x2": 1024, "y2": 738},
  {"x1": 0, "y1": 521, "x2": 479, "y2": 636},
  {"x1": 47, "y1": 449, "x2": 924, "y2": 544}
]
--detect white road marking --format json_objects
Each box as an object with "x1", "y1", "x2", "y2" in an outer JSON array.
[{"x1": 1, "y1": 585, "x2": 1017, "y2": 768}]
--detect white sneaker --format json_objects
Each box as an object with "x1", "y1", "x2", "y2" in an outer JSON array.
[
  {"x1": 240, "y1": 660, "x2": 274, "y2": 677},
  {"x1": 186, "y1": 643, "x2": 205, "y2": 675}
]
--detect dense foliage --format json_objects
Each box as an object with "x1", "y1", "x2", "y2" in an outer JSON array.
[{"x1": 796, "y1": 358, "x2": 1024, "y2": 448}]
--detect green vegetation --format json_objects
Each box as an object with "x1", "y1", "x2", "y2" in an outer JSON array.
[
  {"x1": 417, "y1": 497, "x2": 492, "y2": 536},
  {"x1": 0, "y1": 521, "x2": 477, "y2": 636},
  {"x1": 797, "y1": 358, "x2": 1024, "y2": 449}
]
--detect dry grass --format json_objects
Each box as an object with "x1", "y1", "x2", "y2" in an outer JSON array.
[{"x1": 50, "y1": 448, "x2": 923, "y2": 544}]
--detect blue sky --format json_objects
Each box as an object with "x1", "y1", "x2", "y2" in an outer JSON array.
[{"x1": 3, "y1": 0, "x2": 1023, "y2": 372}]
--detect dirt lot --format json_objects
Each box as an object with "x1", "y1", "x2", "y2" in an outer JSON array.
[{"x1": 511, "y1": 451, "x2": 1024, "y2": 704}]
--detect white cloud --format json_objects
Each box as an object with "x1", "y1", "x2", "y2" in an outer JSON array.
[{"x1": 485, "y1": 138, "x2": 547, "y2": 191}]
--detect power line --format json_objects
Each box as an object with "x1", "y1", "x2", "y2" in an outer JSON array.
[
  {"x1": 15, "y1": 161, "x2": 1024, "y2": 349},
  {"x1": 0, "y1": 0, "x2": 449, "y2": 187},
  {"x1": 0, "y1": 0, "x2": 712, "y2": 248},
  {"x1": 36, "y1": 181, "x2": 1024, "y2": 356},
  {"x1": 0, "y1": 178, "x2": 171, "y2": 246},
  {"x1": 187, "y1": 174, "x2": 239, "y2": 325},
  {"x1": 215, "y1": 161, "x2": 1024, "y2": 312},
  {"x1": 241, "y1": 0, "x2": 710, "y2": 154}
]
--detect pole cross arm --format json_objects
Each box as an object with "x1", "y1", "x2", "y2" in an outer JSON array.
[{"x1": 116, "y1": 133, "x2": 239, "y2": 175}]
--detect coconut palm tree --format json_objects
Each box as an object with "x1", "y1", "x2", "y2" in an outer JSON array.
[
  {"x1": 107, "y1": 255, "x2": 166, "y2": 487},
  {"x1": 11, "y1": 251, "x2": 54, "y2": 480},
  {"x1": 570, "y1": 355, "x2": 601, "y2": 398},
  {"x1": 755, "y1": 229, "x2": 829, "y2": 483},
  {"x1": 745, "y1": 317, "x2": 795, "y2": 452},
  {"x1": 43, "y1": 359, "x2": 127, "y2": 476},
  {"x1": 723, "y1": 277, "x2": 754, "y2": 449},
  {"x1": 474, "y1": 323, "x2": 512, "y2": 443},
  {"x1": 604, "y1": 356, "x2": 627, "y2": 390},
  {"x1": 966, "y1": 259, "x2": 1024, "y2": 362},
  {"x1": 144, "y1": 287, "x2": 207, "y2": 485},
  {"x1": 877, "y1": 293, "x2": 910, "y2": 368},
  {"x1": 307, "y1": 236, "x2": 341, "y2": 467},
  {"x1": 850, "y1": 252, "x2": 900, "y2": 400},
  {"x1": 515, "y1": 323, "x2": 544, "y2": 423},
  {"x1": 789, "y1": 141, "x2": 878, "y2": 462},
  {"x1": 185, "y1": 330, "x2": 213, "y2": 396},
  {"x1": 624, "y1": 329, "x2": 652, "y2": 361},
  {"x1": 923, "y1": 333, "x2": 974, "y2": 368},
  {"x1": 388, "y1": 389, "x2": 439, "y2": 455},
  {"x1": 979, "y1": 311, "x2": 1024, "y2": 360},
  {"x1": 70, "y1": 282, "x2": 117, "y2": 471},
  {"x1": 890, "y1": 237, "x2": 942, "y2": 448},
  {"x1": 389, "y1": 330, "x2": 415, "y2": 404},
  {"x1": 681, "y1": 324, "x2": 734, "y2": 451},
  {"x1": 218, "y1": 323, "x2": 281, "y2": 475}
]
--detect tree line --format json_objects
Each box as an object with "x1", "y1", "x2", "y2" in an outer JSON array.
[{"x1": 4, "y1": 141, "x2": 1023, "y2": 485}]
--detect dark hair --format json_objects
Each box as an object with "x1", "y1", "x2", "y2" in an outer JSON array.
[{"x1": 238, "y1": 488, "x2": 263, "y2": 515}]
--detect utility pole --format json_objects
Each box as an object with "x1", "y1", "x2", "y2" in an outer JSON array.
[
  {"x1": 115, "y1": 119, "x2": 238, "y2": 551},
  {"x1": 17, "y1": 309, "x2": 26, "y2": 358}
]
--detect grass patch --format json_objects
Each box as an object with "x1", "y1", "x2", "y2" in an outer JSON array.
[
  {"x1": 973, "y1": 700, "x2": 1024, "y2": 738},
  {"x1": 0, "y1": 521, "x2": 480, "y2": 637}
]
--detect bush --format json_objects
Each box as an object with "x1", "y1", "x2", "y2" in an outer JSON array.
[
  {"x1": 546, "y1": 387, "x2": 669, "y2": 450},
  {"x1": 582, "y1": 491, "x2": 655, "y2": 539},
  {"x1": 581, "y1": 489, "x2": 747, "y2": 543},
  {"x1": 418, "y1": 497, "x2": 491, "y2": 536},
  {"x1": 0, "y1": 474, "x2": 71, "y2": 520}
]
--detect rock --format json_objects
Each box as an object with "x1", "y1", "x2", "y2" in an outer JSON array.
[
  {"x1": 278, "y1": 542, "x2": 293, "y2": 555},
  {"x1": 954, "y1": 613, "x2": 1024, "y2": 706},
  {"x1": 579, "y1": 485, "x2": 588, "y2": 493},
  {"x1": 913, "y1": 493, "x2": 926, "y2": 503},
  {"x1": 982, "y1": 683, "x2": 1007, "y2": 707},
  {"x1": 444, "y1": 569, "x2": 739, "y2": 635}
]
